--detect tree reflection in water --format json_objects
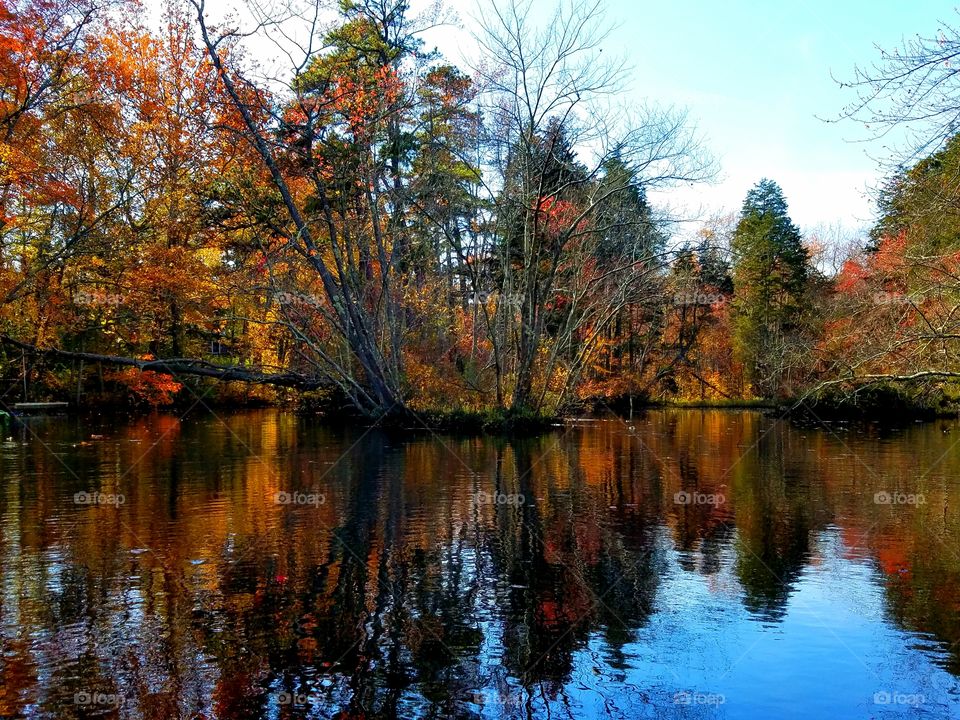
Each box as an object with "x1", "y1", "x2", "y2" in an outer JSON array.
[{"x1": 1, "y1": 409, "x2": 960, "y2": 718}]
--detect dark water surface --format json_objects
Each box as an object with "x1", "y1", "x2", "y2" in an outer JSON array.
[{"x1": 2, "y1": 409, "x2": 960, "y2": 718}]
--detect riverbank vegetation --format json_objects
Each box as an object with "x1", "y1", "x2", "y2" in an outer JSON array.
[{"x1": 2, "y1": 0, "x2": 960, "y2": 422}]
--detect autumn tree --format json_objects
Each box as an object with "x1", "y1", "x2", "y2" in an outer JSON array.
[
  {"x1": 0, "y1": 0, "x2": 714, "y2": 417},
  {"x1": 471, "y1": 0, "x2": 712, "y2": 414},
  {"x1": 187, "y1": 0, "x2": 450, "y2": 416},
  {"x1": 0, "y1": 1, "x2": 292, "y2": 405},
  {"x1": 811, "y1": 135, "x2": 960, "y2": 405},
  {"x1": 0, "y1": 0, "x2": 113, "y2": 321},
  {"x1": 814, "y1": 14, "x2": 960, "y2": 405}
]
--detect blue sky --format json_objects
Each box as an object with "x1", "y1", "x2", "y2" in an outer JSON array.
[
  {"x1": 594, "y1": 0, "x2": 956, "y2": 234},
  {"x1": 434, "y1": 0, "x2": 957, "y2": 236}
]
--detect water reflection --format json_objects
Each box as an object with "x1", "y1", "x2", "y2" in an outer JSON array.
[{"x1": 1, "y1": 410, "x2": 959, "y2": 718}]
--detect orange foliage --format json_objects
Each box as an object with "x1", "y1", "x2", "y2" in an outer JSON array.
[{"x1": 104, "y1": 366, "x2": 182, "y2": 407}]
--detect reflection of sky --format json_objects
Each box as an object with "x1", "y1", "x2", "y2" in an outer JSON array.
[
  {"x1": 402, "y1": 520, "x2": 960, "y2": 719},
  {"x1": 554, "y1": 526, "x2": 959, "y2": 719},
  {"x1": 4, "y1": 411, "x2": 960, "y2": 718}
]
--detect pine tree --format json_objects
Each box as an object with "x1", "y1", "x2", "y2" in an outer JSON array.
[
  {"x1": 696, "y1": 239, "x2": 733, "y2": 294},
  {"x1": 731, "y1": 179, "x2": 809, "y2": 397},
  {"x1": 499, "y1": 119, "x2": 588, "y2": 263},
  {"x1": 594, "y1": 154, "x2": 665, "y2": 262}
]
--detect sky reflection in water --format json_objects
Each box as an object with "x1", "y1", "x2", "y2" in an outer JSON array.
[{"x1": 1, "y1": 409, "x2": 959, "y2": 718}]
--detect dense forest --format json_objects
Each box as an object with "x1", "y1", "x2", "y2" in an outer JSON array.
[{"x1": 2, "y1": 0, "x2": 960, "y2": 421}]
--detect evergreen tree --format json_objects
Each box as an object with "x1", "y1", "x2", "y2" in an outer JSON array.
[
  {"x1": 499, "y1": 118, "x2": 588, "y2": 266},
  {"x1": 872, "y1": 133, "x2": 960, "y2": 254},
  {"x1": 696, "y1": 239, "x2": 733, "y2": 294},
  {"x1": 731, "y1": 178, "x2": 809, "y2": 397},
  {"x1": 594, "y1": 154, "x2": 665, "y2": 262}
]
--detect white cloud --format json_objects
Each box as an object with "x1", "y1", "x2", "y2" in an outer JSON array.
[{"x1": 650, "y1": 168, "x2": 876, "y2": 234}]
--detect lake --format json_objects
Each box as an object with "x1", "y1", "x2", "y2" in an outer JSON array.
[{"x1": 1, "y1": 409, "x2": 959, "y2": 718}]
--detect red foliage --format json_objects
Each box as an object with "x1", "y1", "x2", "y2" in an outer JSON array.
[
  {"x1": 535, "y1": 195, "x2": 586, "y2": 240},
  {"x1": 105, "y1": 366, "x2": 182, "y2": 407},
  {"x1": 835, "y1": 259, "x2": 869, "y2": 293},
  {"x1": 871, "y1": 231, "x2": 909, "y2": 275}
]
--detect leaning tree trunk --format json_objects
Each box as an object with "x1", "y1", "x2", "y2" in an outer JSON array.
[{"x1": 191, "y1": 1, "x2": 405, "y2": 418}]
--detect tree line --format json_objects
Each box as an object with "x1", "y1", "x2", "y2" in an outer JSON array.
[{"x1": 1, "y1": 0, "x2": 958, "y2": 419}]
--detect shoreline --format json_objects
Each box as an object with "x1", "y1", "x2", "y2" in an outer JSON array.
[{"x1": 7, "y1": 395, "x2": 959, "y2": 436}]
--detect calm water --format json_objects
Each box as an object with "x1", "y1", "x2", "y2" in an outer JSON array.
[{"x1": 1, "y1": 409, "x2": 960, "y2": 718}]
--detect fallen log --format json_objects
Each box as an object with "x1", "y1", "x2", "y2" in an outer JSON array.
[{"x1": 0, "y1": 335, "x2": 323, "y2": 392}]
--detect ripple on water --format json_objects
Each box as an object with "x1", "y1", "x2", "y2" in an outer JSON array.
[{"x1": 0, "y1": 409, "x2": 959, "y2": 718}]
